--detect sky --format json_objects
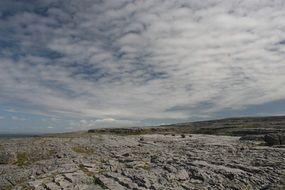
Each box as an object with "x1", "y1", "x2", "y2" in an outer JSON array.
[{"x1": 1, "y1": 0, "x2": 285, "y2": 134}]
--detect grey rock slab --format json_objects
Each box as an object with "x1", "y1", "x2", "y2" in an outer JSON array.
[
  {"x1": 43, "y1": 182, "x2": 61, "y2": 190},
  {"x1": 176, "y1": 169, "x2": 189, "y2": 181},
  {"x1": 53, "y1": 175, "x2": 73, "y2": 188},
  {"x1": 63, "y1": 172, "x2": 93, "y2": 184},
  {"x1": 97, "y1": 175, "x2": 126, "y2": 190},
  {"x1": 105, "y1": 172, "x2": 140, "y2": 189}
]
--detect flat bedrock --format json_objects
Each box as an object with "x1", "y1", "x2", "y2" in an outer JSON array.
[{"x1": 0, "y1": 134, "x2": 284, "y2": 190}]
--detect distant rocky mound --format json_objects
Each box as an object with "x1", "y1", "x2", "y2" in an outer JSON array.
[{"x1": 88, "y1": 116, "x2": 285, "y2": 137}]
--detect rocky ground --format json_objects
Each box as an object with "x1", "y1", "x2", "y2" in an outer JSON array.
[{"x1": 0, "y1": 134, "x2": 284, "y2": 190}]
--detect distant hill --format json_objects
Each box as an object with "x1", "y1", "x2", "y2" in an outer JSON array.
[{"x1": 88, "y1": 116, "x2": 285, "y2": 136}]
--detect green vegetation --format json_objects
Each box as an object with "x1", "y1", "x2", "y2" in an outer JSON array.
[
  {"x1": 20, "y1": 184, "x2": 35, "y2": 190},
  {"x1": 2, "y1": 185, "x2": 13, "y2": 190},
  {"x1": 1, "y1": 181, "x2": 35, "y2": 190},
  {"x1": 78, "y1": 164, "x2": 94, "y2": 176},
  {"x1": 15, "y1": 152, "x2": 29, "y2": 166},
  {"x1": 48, "y1": 149, "x2": 57, "y2": 156},
  {"x1": 134, "y1": 162, "x2": 150, "y2": 170},
  {"x1": 72, "y1": 146, "x2": 93, "y2": 155},
  {"x1": 88, "y1": 128, "x2": 147, "y2": 135},
  {"x1": 224, "y1": 180, "x2": 254, "y2": 190}
]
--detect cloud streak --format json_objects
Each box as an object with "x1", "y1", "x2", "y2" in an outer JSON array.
[{"x1": 0, "y1": 0, "x2": 285, "y2": 130}]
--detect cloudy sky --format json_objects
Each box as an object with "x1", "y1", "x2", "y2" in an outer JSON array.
[{"x1": 1, "y1": 0, "x2": 285, "y2": 133}]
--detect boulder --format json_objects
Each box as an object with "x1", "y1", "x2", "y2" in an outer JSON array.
[
  {"x1": 264, "y1": 133, "x2": 285, "y2": 146},
  {"x1": 264, "y1": 134, "x2": 279, "y2": 145},
  {"x1": 279, "y1": 134, "x2": 285, "y2": 144}
]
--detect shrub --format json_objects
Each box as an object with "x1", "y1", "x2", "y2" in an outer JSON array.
[
  {"x1": 15, "y1": 152, "x2": 29, "y2": 166},
  {"x1": 79, "y1": 164, "x2": 94, "y2": 176}
]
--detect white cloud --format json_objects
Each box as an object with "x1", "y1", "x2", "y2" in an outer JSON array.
[
  {"x1": 75, "y1": 118, "x2": 141, "y2": 129},
  {"x1": 0, "y1": 0, "x2": 285, "y2": 129}
]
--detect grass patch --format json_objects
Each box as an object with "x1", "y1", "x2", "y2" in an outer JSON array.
[
  {"x1": 2, "y1": 185, "x2": 13, "y2": 190},
  {"x1": 72, "y1": 146, "x2": 93, "y2": 155},
  {"x1": 78, "y1": 164, "x2": 94, "y2": 176},
  {"x1": 224, "y1": 180, "x2": 254, "y2": 190},
  {"x1": 15, "y1": 152, "x2": 29, "y2": 166},
  {"x1": 134, "y1": 162, "x2": 150, "y2": 170},
  {"x1": 48, "y1": 149, "x2": 57, "y2": 156},
  {"x1": 20, "y1": 184, "x2": 35, "y2": 190}
]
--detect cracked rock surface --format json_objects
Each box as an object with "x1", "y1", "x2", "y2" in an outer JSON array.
[{"x1": 0, "y1": 134, "x2": 284, "y2": 189}]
